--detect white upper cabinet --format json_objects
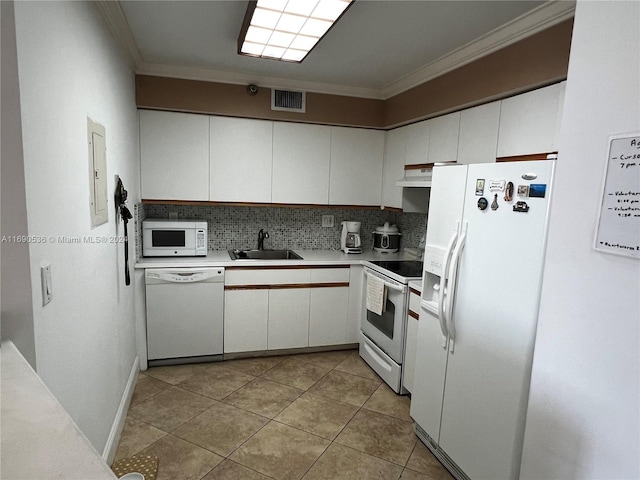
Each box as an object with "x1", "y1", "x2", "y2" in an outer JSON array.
[
  {"x1": 329, "y1": 127, "x2": 385, "y2": 206},
  {"x1": 497, "y1": 82, "x2": 566, "y2": 158},
  {"x1": 210, "y1": 117, "x2": 273, "y2": 202},
  {"x1": 272, "y1": 122, "x2": 331, "y2": 204},
  {"x1": 457, "y1": 101, "x2": 502, "y2": 164},
  {"x1": 404, "y1": 121, "x2": 430, "y2": 165},
  {"x1": 381, "y1": 128, "x2": 406, "y2": 209},
  {"x1": 427, "y1": 111, "x2": 460, "y2": 163},
  {"x1": 139, "y1": 110, "x2": 210, "y2": 200}
]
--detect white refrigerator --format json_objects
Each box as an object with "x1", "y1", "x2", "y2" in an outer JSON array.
[{"x1": 410, "y1": 160, "x2": 555, "y2": 480}]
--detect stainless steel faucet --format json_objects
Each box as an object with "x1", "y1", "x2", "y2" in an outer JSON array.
[{"x1": 257, "y1": 229, "x2": 269, "y2": 250}]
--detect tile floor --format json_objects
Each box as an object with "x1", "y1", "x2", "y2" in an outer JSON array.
[{"x1": 114, "y1": 349, "x2": 454, "y2": 480}]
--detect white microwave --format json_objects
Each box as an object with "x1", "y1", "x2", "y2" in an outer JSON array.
[{"x1": 142, "y1": 220, "x2": 207, "y2": 257}]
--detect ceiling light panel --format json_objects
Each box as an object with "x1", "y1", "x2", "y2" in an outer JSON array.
[{"x1": 238, "y1": 0, "x2": 353, "y2": 63}]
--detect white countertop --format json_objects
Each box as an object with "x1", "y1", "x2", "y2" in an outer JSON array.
[
  {"x1": 135, "y1": 249, "x2": 420, "y2": 269},
  {"x1": 408, "y1": 279, "x2": 423, "y2": 293},
  {"x1": 0, "y1": 341, "x2": 117, "y2": 479}
]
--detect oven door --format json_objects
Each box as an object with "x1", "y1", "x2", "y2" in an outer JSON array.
[{"x1": 361, "y1": 267, "x2": 407, "y2": 363}]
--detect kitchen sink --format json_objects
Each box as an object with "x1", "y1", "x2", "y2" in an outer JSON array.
[{"x1": 228, "y1": 249, "x2": 303, "y2": 260}]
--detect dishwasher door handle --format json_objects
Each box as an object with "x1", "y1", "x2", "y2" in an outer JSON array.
[
  {"x1": 159, "y1": 272, "x2": 208, "y2": 283},
  {"x1": 146, "y1": 268, "x2": 225, "y2": 284}
]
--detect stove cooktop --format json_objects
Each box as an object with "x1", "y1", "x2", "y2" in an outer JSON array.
[{"x1": 369, "y1": 260, "x2": 423, "y2": 280}]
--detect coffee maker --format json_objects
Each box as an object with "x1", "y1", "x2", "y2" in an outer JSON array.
[{"x1": 341, "y1": 221, "x2": 362, "y2": 254}]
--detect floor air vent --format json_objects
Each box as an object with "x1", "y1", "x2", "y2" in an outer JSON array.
[{"x1": 271, "y1": 89, "x2": 306, "y2": 113}]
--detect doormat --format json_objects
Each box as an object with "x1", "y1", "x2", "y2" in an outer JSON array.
[{"x1": 111, "y1": 454, "x2": 158, "y2": 480}]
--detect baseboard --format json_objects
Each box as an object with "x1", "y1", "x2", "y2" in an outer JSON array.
[{"x1": 102, "y1": 355, "x2": 139, "y2": 465}]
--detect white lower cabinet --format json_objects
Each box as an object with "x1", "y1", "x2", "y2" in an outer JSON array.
[
  {"x1": 309, "y1": 267, "x2": 350, "y2": 346},
  {"x1": 224, "y1": 289, "x2": 268, "y2": 353},
  {"x1": 347, "y1": 265, "x2": 364, "y2": 343},
  {"x1": 403, "y1": 288, "x2": 421, "y2": 393},
  {"x1": 309, "y1": 286, "x2": 350, "y2": 346},
  {"x1": 268, "y1": 288, "x2": 310, "y2": 350},
  {"x1": 224, "y1": 267, "x2": 352, "y2": 354}
]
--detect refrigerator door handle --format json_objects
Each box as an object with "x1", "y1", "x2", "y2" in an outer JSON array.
[
  {"x1": 446, "y1": 222, "x2": 467, "y2": 353},
  {"x1": 438, "y1": 229, "x2": 458, "y2": 346}
]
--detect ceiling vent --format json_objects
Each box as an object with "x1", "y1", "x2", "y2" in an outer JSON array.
[{"x1": 271, "y1": 89, "x2": 306, "y2": 113}]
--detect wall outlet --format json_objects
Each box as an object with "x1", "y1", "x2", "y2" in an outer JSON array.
[
  {"x1": 41, "y1": 263, "x2": 52, "y2": 306},
  {"x1": 321, "y1": 215, "x2": 334, "y2": 227}
]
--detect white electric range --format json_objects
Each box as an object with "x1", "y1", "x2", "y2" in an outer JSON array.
[{"x1": 360, "y1": 260, "x2": 423, "y2": 393}]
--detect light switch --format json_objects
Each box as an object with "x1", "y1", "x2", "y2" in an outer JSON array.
[{"x1": 41, "y1": 263, "x2": 52, "y2": 306}]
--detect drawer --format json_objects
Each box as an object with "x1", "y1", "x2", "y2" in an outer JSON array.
[
  {"x1": 310, "y1": 267, "x2": 350, "y2": 283},
  {"x1": 225, "y1": 268, "x2": 311, "y2": 286}
]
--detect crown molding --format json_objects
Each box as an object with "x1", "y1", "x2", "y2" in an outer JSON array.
[
  {"x1": 98, "y1": 0, "x2": 575, "y2": 101},
  {"x1": 381, "y1": 0, "x2": 576, "y2": 99},
  {"x1": 94, "y1": 0, "x2": 142, "y2": 68}
]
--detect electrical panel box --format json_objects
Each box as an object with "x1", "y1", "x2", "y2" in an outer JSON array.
[{"x1": 88, "y1": 118, "x2": 107, "y2": 227}]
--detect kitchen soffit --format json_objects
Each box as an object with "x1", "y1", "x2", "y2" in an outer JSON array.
[{"x1": 99, "y1": 0, "x2": 575, "y2": 100}]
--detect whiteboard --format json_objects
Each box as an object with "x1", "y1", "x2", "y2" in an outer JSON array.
[{"x1": 594, "y1": 133, "x2": 640, "y2": 259}]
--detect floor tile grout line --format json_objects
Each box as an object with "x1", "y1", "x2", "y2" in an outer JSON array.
[{"x1": 123, "y1": 351, "x2": 424, "y2": 478}]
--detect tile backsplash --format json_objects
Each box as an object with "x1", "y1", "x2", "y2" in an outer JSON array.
[{"x1": 139, "y1": 203, "x2": 427, "y2": 253}]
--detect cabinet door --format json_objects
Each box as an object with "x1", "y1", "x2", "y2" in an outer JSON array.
[
  {"x1": 329, "y1": 127, "x2": 384, "y2": 206},
  {"x1": 497, "y1": 82, "x2": 565, "y2": 158},
  {"x1": 268, "y1": 288, "x2": 310, "y2": 350},
  {"x1": 210, "y1": 117, "x2": 273, "y2": 202},
  {"x1": 347, "y1": 265, "x2": 364, "y2": 343},
  {"x1": 308, "y1": 267, "x2": 350, "y2": 346},
  {"x1": 428, "y1": 111, "x2": 460, "y2": 163},
  {"x1": 309, "y1": 286, "x2": 350, "y2": 346},
  {"x1": 457, "y1": 101, "x2": 501, "y2": 164},
  {"x1": 381, "y1": 128, "x2": 406, "y2": 209},
  {"x1": 272, "y1": 123, "x2": 331, "y2": 204},
  {"x1": 403, "y1": 291, "x2": 421, "y2": 393},
  {"x1": 140, "y1": 110, "x2": 209, "y2": 200},
  {"x1": 224, "y1": 289, "x2": 268, "y2": 353},
  {"x1": 404, "y1": 121, "x2": 430, "y2": 165}
]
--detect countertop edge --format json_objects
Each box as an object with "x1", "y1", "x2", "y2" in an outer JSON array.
[
  {"x1": 0, "y1": 341, "x2": 117, "y2": 479},
  {"x1": 134, "y1": 249, "x2": 421, "y2": 269}
]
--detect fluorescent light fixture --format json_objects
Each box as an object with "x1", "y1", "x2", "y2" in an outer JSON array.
[{"x1": 238, "y1": 0, "x2": 353, "y2": 62}]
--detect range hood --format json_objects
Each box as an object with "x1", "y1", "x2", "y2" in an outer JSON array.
[
  {"x1": 396, "y1": 162, "x2": 458, "y2": 187},
  {"x1": 396, "y1": 165, "x2": 433, "y2": 187}
]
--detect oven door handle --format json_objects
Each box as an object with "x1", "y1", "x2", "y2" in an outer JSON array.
[{"x1": 364, "y1": 269, "x2": 406, "y2": 293}]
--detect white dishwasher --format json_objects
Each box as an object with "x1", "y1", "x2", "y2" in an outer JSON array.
[{"x1": 145, "y1": 267, "x2": 224, "y2": 366}]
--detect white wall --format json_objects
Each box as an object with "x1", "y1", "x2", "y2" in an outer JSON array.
[
  {"x1": 14, "y1": 1, "x2": 140, "y2": 453},
  {"x1": 521, "y1": 2, "x2": 640, "y2": 479},
  {"x1": 1, "y1": 0, "x2": 36, "y2": 367}
]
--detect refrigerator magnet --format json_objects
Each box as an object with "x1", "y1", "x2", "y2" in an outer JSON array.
[
  {"x1": 489, "y1": 179, "x2": 506, "y2": 192},
  {"x1": 491, "y1": 194, "x2": 499, "y2": 210},
  {"x1": 513, "y1": 201, "x2": 530, "y2": 212},
  {"x1": 504, "y1": 182, "x2": 514, "y2": 202},
  {"x1": 517, "y1": 185, "x2": 529, "y2": 197},
  {"x1": 477, "y1": 197, "x2": 489, "y2": 210},
  {"x1": 475, "y1": 179, "x2": 485, "y2": 195},
  {"x1": 528, "y1": 184, "x2": 547, "y2": 198}
]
